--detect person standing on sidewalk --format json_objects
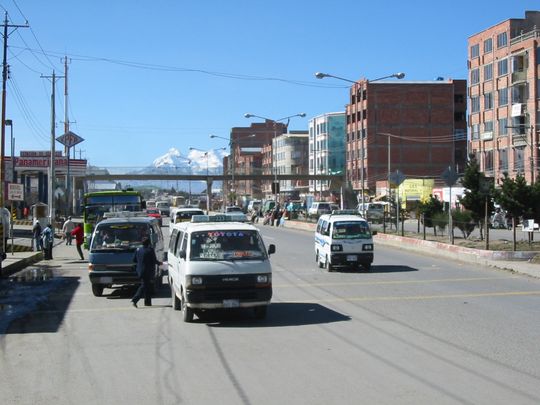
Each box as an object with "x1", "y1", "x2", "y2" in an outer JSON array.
[
  {"x1": 32, "y1": 220, "x2": 42, "y2": 251},
  {"x1": 62, "y1": 216, "x2": 75, "y2": 245},
  {"x1": 131, "y1": 237, "x2": 162, "y2": 308},
  {"x1": 41, "y1": 224, "x2": 54, "y2": 260},
  {"x1": 71, "y1": 223, "x2": 84, "y2": 260}
]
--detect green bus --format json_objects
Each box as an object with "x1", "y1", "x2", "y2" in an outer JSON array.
[{"x1": 82, "y1": 190, "x2": 145, "y2": 247}]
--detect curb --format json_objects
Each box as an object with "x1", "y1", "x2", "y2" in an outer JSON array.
[{"x1": 2, "y1": 252, "x2": 43, "y2": 277}]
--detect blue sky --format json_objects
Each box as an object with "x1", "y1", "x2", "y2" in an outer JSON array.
[{"x1": 1, "y1": 0, "x2": 538, "y2": 169}]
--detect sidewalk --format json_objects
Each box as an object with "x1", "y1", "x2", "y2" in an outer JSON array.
[{"x1": 0, "y1": 227, "x2": 85, "y2": 278}]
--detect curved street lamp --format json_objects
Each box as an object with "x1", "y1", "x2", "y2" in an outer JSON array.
[
  {"x1": 189, "y1": 146, "x2": 226, "y2": 213},
  {"x1": 315, "y1": 71, "x2": 405, "y2": 214},
  {"x1": 244, "y1": 113, "x2": 306, "y2": 203}
]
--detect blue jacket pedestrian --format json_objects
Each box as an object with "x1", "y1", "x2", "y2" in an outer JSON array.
[{"x1": 131, "y1": 237, "x2": 162, "y2": 307}]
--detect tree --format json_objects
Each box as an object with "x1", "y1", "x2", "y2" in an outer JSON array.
[
  {"x1": 494, "y1": 172, "x2": 531, "y2": 251},
  {"x1": 459, "y1": 156, "x2": 494, "y2": 240},
  {"x1": 418, "y1": 195, "x2": 444, "y2": 236}
]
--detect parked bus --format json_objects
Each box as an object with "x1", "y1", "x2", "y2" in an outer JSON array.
[{"x1": 82, "y1": 190, "x2": 144, "y2": 248}]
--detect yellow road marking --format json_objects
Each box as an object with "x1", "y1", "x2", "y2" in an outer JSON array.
[
  {"x1": 273, "y1": 276, "x2": 520, "y2": 289},
  {"x1": 284, "y1": 290, "x2": 540, "y2": 303}
]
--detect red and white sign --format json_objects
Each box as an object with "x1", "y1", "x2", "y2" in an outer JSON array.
[{"x1": 8, "y1": 183, "x2": 24, "y2": 201}]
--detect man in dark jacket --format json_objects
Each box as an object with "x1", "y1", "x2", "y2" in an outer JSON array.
[{"x1": 131, "y1": 237, "x2": 162, "y2": 308}]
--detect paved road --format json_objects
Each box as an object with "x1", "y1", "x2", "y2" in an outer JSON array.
[{"x1": 1, "y1": 220, "x2": 539, "y2": 404}]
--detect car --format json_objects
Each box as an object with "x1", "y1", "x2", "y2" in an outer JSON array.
[
  {"x1": 156, "y1": 201, "x2": 170, "y2": 217},
  {"x1": 247, "y1": 200, "x2": 261, "y2": 214},
  {"x1": 88, "y1": 212, "x2": 167, "y2": 297},
  {"x1": 357, "y1": 203, "x2": 386, "y2": 223},
  {"x1": 145, "y1": 208, "x2": 163, "y2": 226},
  {"x1": 168, "y1": 214, "x2": 276, "y2": 322},
  {"x1": 308, "y1": 202, "x2": 339, "y2": 218}
]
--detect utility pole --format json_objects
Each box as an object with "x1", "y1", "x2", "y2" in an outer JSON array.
[
  {"x1": 0, "y1": 13, "x2": 28, "y2": 275},
  {"x1": 41, "y1": 71, "x2": 65, "y2": 235},
  {"x1": 62, "y1": 56, "x2": 74, "y2": 216}
]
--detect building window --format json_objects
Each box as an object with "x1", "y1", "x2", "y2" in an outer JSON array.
[
  {"x1": 497, "y1": 58, "x2": 508, "y2": 76},
  {"x1": 483, "y1": 38, "x2": 493, "y2": 54},
  {"x1": 485, "y1": 150, "x2": 493, "y2": 171},
  {"x1": 514, "y1": 147, "x2": 525, "y2": 171},
  {"x1": 484, "y1": 121, "x2": 493, "y2": 132},
  {"x1": 497, "y1": 32, "x2": 507, "y2": 48},
  {"x1": 498, "y1": 118, "x2": 508, "y2": 135},
  {"x1": 498, "y1": 87, "x2": 508, "y2": 106},
  {"x1": 511, "y1": 83, "x2": 528, "y2": 103},
  {"x1": 484, "y1": 92, "x2": 493, "y2": 110},
  {"x1": 499, "y1": 148, "x2": 508, "y2": 171},
  {"x1": 484, "y1": 63, "x2": 493, "y2": 81},
  {"x1": 471, "y1": 96, "x2": 480, "y2": 113},
  {"x1": 471, "y1": 68, "x2": 480, "y2": 84},
  {"x1": 471, "y1": 123, "x2": 480, "y2": 140},
  {"x1": 470, "y1": 44, "x2": 480, "y2": 58}
]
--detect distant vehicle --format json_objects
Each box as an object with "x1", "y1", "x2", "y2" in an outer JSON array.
[
  {"x1": 145, "y1": 208, "x2": 163, "y2": 226},
  {"x1": 156, "y1": 201, "x2": 170, "y2": 217},
  {"x1": 315, "y1": 210, "x2": 375, "y2": 271},
  {"x1": 82, "y1": 190, "x2": 144, "y2": 249},
  {"x1": 146, "y1": 199, "x2": 157, "y2": 209},
  {"x1": 247, "y1": 200, "x2": 261, "y2": 213},
  {"x1": 262, "y1": 200, "x2": 276, "y2": 214},
  {"x1": 225, "y1": 206, "x2": 243, "y2": 213},
  {"x1": 308, "y1": 202, "x2": 339, "y2": 218},
  {"x1": 171, "y1": 196, "x2": 186, "y2": 207},
  {"x1": 88, "y1": 212, "x2": 166, "y2": 297},
  {"x1": 357, "y1": 203, "x2": 386, "y2": 223},
  {"x1": 169, "y1": 207, "x2": 205, "y2": 232}
]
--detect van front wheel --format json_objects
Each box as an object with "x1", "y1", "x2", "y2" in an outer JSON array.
[
  {"x1": 171, "y1": 285, "x2": 181, "y2": 310},
  {"x1": 325, "y1": 255, "x2": 334, "y2": 272},
  {"x1": 181, "y1": 292, "x2": 194, "y2": 322},
  {"x1": 92, "y1": 284, "x2": 104, "y2": 297}
]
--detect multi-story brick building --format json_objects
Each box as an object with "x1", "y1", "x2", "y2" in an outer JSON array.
[
  {"x1": 346, "y1": 80, "x2": 467, "y2": 195},
  {"x1": 228, "y1": 121, "x2": 286, "y2": 202},
  {"x1": 468, "y1": 10, "x2": 540, "y2": 185}
]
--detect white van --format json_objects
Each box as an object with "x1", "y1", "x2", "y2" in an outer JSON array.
[
  {"x1": 169, "y1": 207, "x2": 205, "y2": 233},
  {"x1": 168, "y1": 214, "x2": 276, "y2": 322},
  {"x1": 315, "y1": 210, "x2": 375, "y2": 271}
]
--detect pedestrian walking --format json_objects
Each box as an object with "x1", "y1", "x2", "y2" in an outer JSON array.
[
  {"x1": 71, "y1": 223, "x2": 85, "y2": 260},
  {"x1": 32, "y1": 220, "x2": 42, "y2": 251},
  {"x1": 41, "y1": 224, "x2": 54, "y2": 260},
  {"x1": 62, "y1": 216, "x2": 75, "y2": 245},
  {"x1": 131, "y1": 237, "x2": 162, "y2": 308}
]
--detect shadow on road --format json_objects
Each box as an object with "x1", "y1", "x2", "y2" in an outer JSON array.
[
  {"x1": 205, "y1": 302, "x2": 351, "y2": 328},
  {"x1": 2, "y1": 274, "x2": 80, "y2": 335},
  {"x1": 331, "y1": 265, "x2": 418, "y2": 274}
]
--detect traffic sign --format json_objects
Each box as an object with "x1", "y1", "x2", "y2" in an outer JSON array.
[
  {"x1": 7, "y1": 183, "x2": 24, "y2": 201},
  {"x1": 388, "y1": 170, "x2": 406, "y2": 186},
  {"x1": 56, "y1": 131, "x2": 84, "y2": 148},
  {"x1": 441, "y1": 166, "x2": 459, "y2": 187}
]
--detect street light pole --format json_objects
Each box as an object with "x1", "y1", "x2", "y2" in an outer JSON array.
[
  {"x1": 315, "y1": 71, "x2": 405, "y2": 213},
  {"x1": 244, "y1": 113, "x2": 306, "y2": 205}
]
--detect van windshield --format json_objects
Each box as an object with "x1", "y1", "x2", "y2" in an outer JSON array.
[
  {"x1": 91, "y1": 223, "x2": 151, "y2": 251},
  {"x1": 332, "y1": 221, "x2": 371, "y2": 239},
  {"x1": 190, "y1": 230, "x2": 266, "y2": 261}
]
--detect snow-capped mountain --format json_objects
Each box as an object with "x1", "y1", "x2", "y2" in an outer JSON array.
[{"x1": 121, "y1": 147, "x2": 228, "y2": 192}]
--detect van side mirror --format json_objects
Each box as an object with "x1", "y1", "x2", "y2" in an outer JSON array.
[
  {"x1": 163, "y1": 252, "x2": 168, "y2": 261},
  {"x1": 179, "y1": 250, "x2": 186, "y2": 259},
  {"x1": 267, "y1": 244, "x2": 276, "y2": 255},
  {"x1": 372, "y1": 230, "x2": 378, "y2": 236}
]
